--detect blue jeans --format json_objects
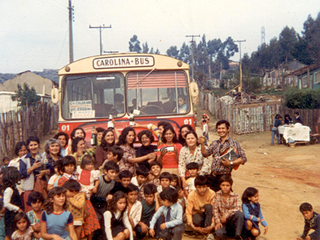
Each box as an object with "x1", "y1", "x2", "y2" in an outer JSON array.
[{"x1": 271, "y1": 128, "x2": 279, "y2": 145}]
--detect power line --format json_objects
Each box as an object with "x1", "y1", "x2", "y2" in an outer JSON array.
[
  {"x1": 89, "y1": 25, "x2": 112, "y2": 55},
  {"x1": 186, "y1": 34, "x2": 200, "y2": 80}
]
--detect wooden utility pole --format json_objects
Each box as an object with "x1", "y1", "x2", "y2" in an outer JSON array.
[
  {"x1": 186, "y1": 35, "x2": 200, "y2": 80},
  {"x1": 235, "y1": 40, "x2": 246, "y2": 103},
  {"x1": 68, "y1": 0, "x2": 74, "y2": 63},
  {"x1": 89, "y1": 25, "x2": 112, "y2": 55}
]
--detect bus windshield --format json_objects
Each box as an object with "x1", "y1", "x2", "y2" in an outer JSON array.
[{"x1": 61, "y1": 70, "x2": 189, "y2": 119}]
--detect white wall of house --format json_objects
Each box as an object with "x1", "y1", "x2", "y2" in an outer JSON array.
[{"x1": 0, "y1": 92, "x2": 18, "y2": 113}]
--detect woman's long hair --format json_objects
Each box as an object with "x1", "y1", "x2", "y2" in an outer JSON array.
[
  {"x1": 178, "y1": 124, "x2": 193, "y2": 145},
  {"x1": 117, "y1": 127, "x2": 136, "y2": 148},
  {"x1": 107, "y1": 191, "x2": 127, "y2": 218},
  {"x1": 43, "y1": 187, "x2": 68, "y2": 215},
  {"x1": 71, "y1": 137, "x2": 85, "y2": 153},
  {"x1": 100, "y1": 129, "x2": 116, "y2": 151},
  {"x1": 161, "y1": 125, "x2": 178, "y2": 144}
]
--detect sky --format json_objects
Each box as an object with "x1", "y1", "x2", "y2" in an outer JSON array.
[{"x1": 0, "y1": 0, "x2": 319, "y2": 73}]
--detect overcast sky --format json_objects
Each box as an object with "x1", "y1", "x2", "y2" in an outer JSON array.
[{"x1": 0, "y1": 0, "x2": 319, "y2": 73}]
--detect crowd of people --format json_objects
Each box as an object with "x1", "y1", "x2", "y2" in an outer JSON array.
[{"x1": 0, "y1": 117, "x2": 318, "y2": 240}]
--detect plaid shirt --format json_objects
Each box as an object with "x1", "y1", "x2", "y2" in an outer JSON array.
[
  {"x1": 207, "y1": 136, "x2": 247, "y2": 175},
  {"x1": 212, "y1": 190, "x2": 241, "y2": 224}
]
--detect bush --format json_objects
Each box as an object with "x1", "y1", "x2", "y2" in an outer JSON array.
[{"x1": 284, "y1": 87, "x2": 320, "y2": 109}]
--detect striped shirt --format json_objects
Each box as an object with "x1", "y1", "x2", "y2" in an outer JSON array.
[{"x1": 207, "y1": 136, "x2": 247, "y2": 175}]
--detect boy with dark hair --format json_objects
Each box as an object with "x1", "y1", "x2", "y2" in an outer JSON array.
[
  {"x1": 213, "y1": 175, "x2": 243, "y2": 239},
  {"x1": 149, "y1": 187, "x2": 184, "y2": 240},
  {"x1": 132, "y1": 165, "x2": 149, "y2": 201},
  {"x1": 91, "y1": 161, "x2": 119, "y2": 240},
  {"x1": 135, "y1": 183, "x2": 160, "y2": 239},
  {"x1": 110, "y1": 170, "x2": 133, "y2": 194},
  {"x1": 100, "y1": 146, "x2": 124, "y2": 169},
  {"x1": 158, "y1": 172, "x2": 173, "y2": 194},
  {"x1": 149, "y1": 161, "x2": 163, "y2": 187},
  {"x1": 186, "y1": 175, "x2": 215, "y2": 239},
  {"x1": 297, "y1": 202, "x2": 319, "y2": 240},
  {"x1": 62, "y1": 179, "x2": 86, "y2": 240},
  {"x1": 186, "y1": 162, "x2": 199, "y2": 193}
]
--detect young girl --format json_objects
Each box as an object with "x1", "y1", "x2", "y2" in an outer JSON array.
[
  {"x1": 242, "y1": 187, "x2": 268, "y2": 238},
  {"x1": 57, "y1": 156, "x2": 77, "y2": 187},
  {"x1": 11, "y1": 213, "x2": 33, "y2": 240},
  {"x1": 40, "y1": 187, "x2": 77, "y2": 240},
  {"x1": 26, "y1": 191, "x2": 44, "y2": 239},
  {"x1": 170, "y1": 174, "x2": 181, "y2": 188},
  {"x1": 157, "y1": 125, "x2": 182, "y2": 175},
  {"x1": 2, "y1": 167, "x2": 23, "y2": 240},
  {"x1": 76, "y1": 155, "x2": 100, "y2": 199},
  {"x1": 47, "y1": 161, "x2": 62, "y2": 191},
  {"x1": 103, "y1": 191, "x2": 133, "y2": 240}
]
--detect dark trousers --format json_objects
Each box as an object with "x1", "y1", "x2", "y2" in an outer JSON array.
[
  {"x1": 192, "y1": 204, "x2": 213, "y2": 228},
  {"x1": 135, "y1": 215, "x2": 161, "y2": 239},
  {"x1": 160, "y1": 224, "x2": 184, "y2": 240},
  {"x1": 91, "y1": 197, "x2": 107, "y2": 240},
  {"x1": 215, "y1": 211, "x2": 244, "y2": 238},
  {"x1": 207, "y1": 174, "x2": 231, "y2": 192}
]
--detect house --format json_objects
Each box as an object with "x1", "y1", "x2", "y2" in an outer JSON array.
[
  {"x1": 0, "y1": 70, "x2": 58, "y2": 95},
  {"x1": 294, "y1": 64, "x2": 320, "y2": 90},
  {"x1": 0, "y1": 91, "x2": 18, "y2": 113}
]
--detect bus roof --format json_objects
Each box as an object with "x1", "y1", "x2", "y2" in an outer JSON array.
[{"x1": 58, "y1": 53, "x2": 190, "y2": 75}]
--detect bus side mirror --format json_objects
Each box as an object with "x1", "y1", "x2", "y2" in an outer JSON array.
[
  {"x1": 51, "y1": 88, "x2": 60, "y2": 104},
  {"x1": 189, "y1": 81, "x2": 199, "y2": 105}
]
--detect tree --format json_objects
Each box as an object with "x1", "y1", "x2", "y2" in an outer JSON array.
[
  {"x1": 279, "y1": 26, "x2": 298, "y2": 63},
  {"x1": 166, "y1": 46, "x2": 179, "y2": 59},
  {"x1": 11, "y1": 83, "x2": 41, "y2": 107},
  {"x1": 178, "y1": 42, "x2": 190, "y2": 63},
  {"x1": 128, "y1": 35, "x2": 141, "y2": 53},
  {"x1": 142, "y1": 42, "x2": 149, "y2": 53}
]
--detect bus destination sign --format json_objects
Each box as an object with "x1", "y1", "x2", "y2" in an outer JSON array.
[{"x1": 93, "y1": 56, "x2": 154, "y2": 69}]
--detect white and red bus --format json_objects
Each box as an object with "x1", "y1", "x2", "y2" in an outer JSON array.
[{"x1": 52, "y1": 53, "x2": 198, "y2": 143}]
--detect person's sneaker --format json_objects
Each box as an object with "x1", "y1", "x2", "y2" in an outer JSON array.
[{"x1": 206, "y1": 233, "x2": 215, "y2": 240}]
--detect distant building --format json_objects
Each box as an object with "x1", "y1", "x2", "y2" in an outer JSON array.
[
  {"x1": 0, "y1": 91, "x2": 18, "y2": 113},
  {"x1": 293, "y1": 64, "x2": 320, "y2": 90},
  {"x1": 0, "y1": 71, "x2": 56, "y2": 113},
  {"x1": 0, "y1": 70, "x2": 58, "y2": 95}
]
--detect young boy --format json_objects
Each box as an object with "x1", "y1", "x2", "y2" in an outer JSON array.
[
  {"x1": 297, "y1": 202, "x2": 319, "y2": 240},
  {"x1": 202, "y1": 119, "x2": 209, "y2": 146},
  {"x1": 131, "y1": 165, "x2": 149, "y2": 201},
  {"x1": 100, "y1": 146, "x2": 124, "y2": 170},
  {"x1": 135, "y1": 183, "x2": 160, "y2": 239},
  {"x1": 149, "y1": 187, "x2": 184, "y2": 240},
  {"x1": 186, "y1": 162, "x2": 199, "y2": 193},
  {"x1": 62, "y1": 179, "x2": 86, "y2": 240},
  {"x1": 91, "y1": 161, "x2": 119, "y2": 239},
  {"x1": 186, "y1": 175, "x2": 215, "y2": 238},
  {"x1": 149, "y1": 161, "x2": 163, "y2": 187},
  {"x1": 212, "y1": 175, "x2": 243, "y2": 239},
  {"x1": 157, "y1": 172, "x2": 173, "y2": 194},
  {"x1": 110, "y1": 170, "x2": 133, "y2": 195},
  {"x1": 127, "y1": 184, "x2": 142, "y2": 237}
]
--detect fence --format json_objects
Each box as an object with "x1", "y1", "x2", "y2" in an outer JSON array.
[
  {"x1": 199, "y1": 91, "x2": 320, "y2": 134},
  {"x1": 0, "y1": 102, "x2": 59, "y2": 160}
]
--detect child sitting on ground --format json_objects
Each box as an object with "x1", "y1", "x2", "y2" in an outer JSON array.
[
  {"x1": 213, "y1": 175, "x2": 243, "y2": 239},
  {"x1": 149, "y1": 187, "x2": 184, "y2": 240},
  {"x1": 136, "y1": 184, "x2": 160, "y2": 239},
  {"x1": 297, "y1": 202, "x2": 319, "y2": 240},
  {"x1": 62, "y1": 180, "x2": 86, "y2": 240},
  {"x1": 148, "y1": 161, "x2": 162, "y2": 187},
  {"x1": 186, "y1": 175, "x2": 215, "y2": 238},
  {"x1": 126, "y1": 184, "x2": 142, "y2": 237},
  {"x1": 131, "y1": 165, "x2": 149, "y2": 201},
  {"x1": 242, "y1": 187, "x2": 268, "y2": 238},
  {"x1": 185, "y1": 162, "x2": 199, "y2": 194}
]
